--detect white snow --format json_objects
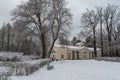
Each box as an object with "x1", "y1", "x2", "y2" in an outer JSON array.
[
  {"x1": 54, "y1": 44, "x2": 100, "y2": 51},
  {"x1": 88, "y1": 47, "x2": 101, "y2": 51},
  {"x1": 21, "y1": 55, "x2": 40, "y2": 61},
  {"x1": 0, "y1": 52, "x2": 23, "y2": 60},
  {"x1": 23, "y1": 59, "x2": 50, "y2": 66},
  {"x1": 0, "y1": 67, "x2": 11, "y2": 75},
  {"x1": 11, "y1": 60, "x2": 120, "y2": 80},
  {"x1": 0, "y1": 67, "x2": 10, "y2": 73}
]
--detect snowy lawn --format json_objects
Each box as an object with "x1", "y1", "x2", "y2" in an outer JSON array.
[
  {"x1": 11, "y1": 60, "x2": 120, "y2": 80},
  {"x1": 0, "y1": 67, "x2": 10, "y2": 73}
]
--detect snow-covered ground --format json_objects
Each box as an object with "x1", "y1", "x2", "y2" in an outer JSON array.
[
  {"x1": 11, "y1": 60, "x2": 120, "y2": 80},
  {"x1": 0, "y1": 67, "x2": 10, "y2": 73}
]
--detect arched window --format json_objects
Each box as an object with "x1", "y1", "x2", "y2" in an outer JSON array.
[
  {"x1": 61, "y1": 54, "x2": 64, "y2": 59},
  {"x1": 72, "y1": 51, "x2": 75, "y2": 60},
  {"x1": 83, "y1": 51, "x2": 87, "y2": 59},
  {"x1": 76, "y1": 51, "x2": 79, "y2": 59},
  {"x1": 69, "y1": 53, "x2": 71, "y2": 59}
]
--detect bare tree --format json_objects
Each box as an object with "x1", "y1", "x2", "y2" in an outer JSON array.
[
  {"x1": 103, "y1": 4, "x2": 119, "y2": 56},
  {"x1": 0, "y1": 23, "x2": 12, "y2": 51},
  {"x1": 0, "y1": 24, "x2": 6, "y2": 51},
  {"x1": 77, "y1": 26, "x2": 93, "y2": 42},
  {"x1": 11, "y1": 0, "x2": 72, "y2": 58},
  {"x1": 48, "y1": 0, "x2": 72, "y2": 57},
  {"x1": 6, "y1": 23, "x2": 12, "y2": 51},
  {"x1": 96, "y1": 7, "x2": 104, "y2": 56},
  {"x1": 11, "y1": 0, "x2": 52, "y2": 58},
  {"x1": 81, "y1": 9, "x2": 99, "y2": 57}
]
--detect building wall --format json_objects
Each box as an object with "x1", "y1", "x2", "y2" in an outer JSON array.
[
  {"x1": 53, "y1": 47, "x2": 101, "y2": 60},
  {"x1": 79, "y1": 49, "x2": 92, "y2": 59},
  {"x1": 97, "y1": 50, "x2": 101, "y2": 57},
  {"x1": 67, "y1": 50, "x2": 80, "y2": 60},
  {"x1": 54, "y1": 48, "x2": 68, "y2": 60}
]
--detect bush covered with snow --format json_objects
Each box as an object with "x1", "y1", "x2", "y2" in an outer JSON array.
[
  {"x1": 0, "y1": 59, "x2": 51, "y2": 77},
  {"x1": 13, "y1": 59, "x2": 51, "y2": 76},
  {"x1": 21, "y1": 55, "x2": 40, "y2": 61},
  {"x1": 0, "y1": 52, "x2": 23, "y2": 62},
  {"x1": 96, "y1": 57, "x2": 120, "y2": 62},
  {"x1": 0, "y1": 67, "x2": 13, "y2": 80}
]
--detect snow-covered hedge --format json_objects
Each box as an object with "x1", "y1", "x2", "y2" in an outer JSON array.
[
  {"x1": 9, "y1": 59, "x2": 50, "y2": 76},
  {"x1": 21, "y1": 55, "x2": 40, "y2": 61},
  {"x1": 96, "y1": 57, "x2": 120, "y2": 62},
  {"x1": 0, "y1": 52, "x2": 23, "y2": 61},
  {"x1": 0, "y1": 67, "x2": 12, "y2": 80},
  {"x1": 0, "y1": 58, "x2": 51, "y2": 80},
  {"x1": 13, "y1": 59, "x2": 51, "y2": 76}
]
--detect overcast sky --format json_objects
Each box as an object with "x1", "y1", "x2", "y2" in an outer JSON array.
[{"x1": 0, "y1": 0, "x2": 120, "y2": 38}]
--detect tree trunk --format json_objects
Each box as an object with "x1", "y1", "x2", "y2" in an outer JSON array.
[
  {"x1": 108, "y1": 34, "x2": 112, "y2": 56},
  {"x1": 41, "y1": 34, "x2": 47, "y2": 58},
  {"x1": 48, "y1": 40, "x2": 56, "y2": 58},
  {"x1": 7, "y1": 29, "x2": 10, "y2": 51},
  {"x1": 100, "y1": 17, "x2": 104, "y2": 57},
  {"x1": 93, "y1": 27, "x2": 97, "y2": 57}
]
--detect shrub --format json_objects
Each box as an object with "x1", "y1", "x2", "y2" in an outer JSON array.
[
  {"x1": 0, "y1": 59, "x2": 51, "y2": 78},
  {"x1": 0, "y1": 67, "x2": 12, "y2": 80},
  {"x1": 12, "y1": 59, "x2": 51, "y2": 76}
]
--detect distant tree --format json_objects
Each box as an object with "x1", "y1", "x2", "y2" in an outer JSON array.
[
  {"x1": 48, "y1": 0, "x2": 72, "y2": 57},
  {"x1": 0, "y1": 23, "x2": 12, "y2": 51},
  {"x1": 11, "y1": 0, "x2": 72, "y2": 58},
  {"x1": 59, "y1": 36, "x2": 70, "y2": 45},
  {"x1": 76, "y1": 39, "x2": 81, "y2": 43},
  {"x1": 12, "y1": 20, "x2": 40, "y2": 55},
  {"x1": 84, "y1": 36, "x2": 93, "y2": 47},
  {"x1": 81, "y1": 9, "x2": 99, "y2": 57},
  {"x1": 80, "y1": 4, "x2": 120, "y2": 57},
  {"x1": 6, "y1": 23, "x2": 12, "y2": 51},
  {"x1": 11, "y1": 0, "x2": 51, "y2": 58},
  {"x1": 103, "y1": 4, "x2": 119, "y2": 56},
  {"x1": 0, "y1": 24, "x2": 6, "y2": 51},
  {"x1": 96, "y1": 7, "x2": 104, "y2": 56},
  {"x1": 71, "y1": 36, "x2": 77, "y2": 46}
]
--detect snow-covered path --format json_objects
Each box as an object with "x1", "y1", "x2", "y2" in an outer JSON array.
[{"x1": 11, "y1": 60, "x2": 120, "y2": 80}]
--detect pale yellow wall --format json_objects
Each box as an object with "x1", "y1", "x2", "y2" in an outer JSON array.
[
  {"x1": 68, "y1": 50, "x2": 81, "y2": 60},
  {"x1": 67, "y1": 50, "x2": 72, "y2": 59},
  {"x1": 97, "y1": 50, "x2": 101, "y2": 57},
  {"x1": 54, "y1": 48, "x2": 68, "y2": 60},
  {"x1": 79, "y1": 49, "x2": 92, "y2": 59},
  {"x1": 53, "y1": 47, "x2": 101, "y2": 60}
]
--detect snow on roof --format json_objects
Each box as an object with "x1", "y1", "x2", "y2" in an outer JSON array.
[
  {"x1": 54, "y1": 44, "x2": 80, "y2": 50},
  {"x1": 88, "y1": 48, "x2": 101, "y2": 51},
  {"x1": 0, "y1": 52, "x2": 23, "y2": 59},
  {"x1": 54, "y1": 44, "x2": 100, "y2": 51},
  {"x1": 24, "y1": 59, "x2": 50, "y2": 66},
  {"x1": 76, "y1": 42, "x2": 81, "y2": 45}
]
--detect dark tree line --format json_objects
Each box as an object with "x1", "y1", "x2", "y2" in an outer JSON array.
[
  {"x1": 4, "y1": 0, "x2": 72, "y2": 58},
  {"x1": 79, "y1": 4, "x2": 120, "y2": 57},
  {"x1": 0, "y1": 23, "x2": 40, "y2": 55}
]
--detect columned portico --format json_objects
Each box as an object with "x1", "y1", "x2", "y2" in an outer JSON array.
[{"x1": 53, "y1": 44, "x2": 101, "y2": 60}]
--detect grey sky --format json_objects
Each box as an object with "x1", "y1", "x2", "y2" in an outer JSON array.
[
  {"x1": 0, "y1": 0, "x2": 120, "y2": 38},
  {"x1": 67, "y1": 0, "x2": 120, "y2": 38},
  {"x1": 0, "y1": 0, "x2": 26, "y2": 26}
]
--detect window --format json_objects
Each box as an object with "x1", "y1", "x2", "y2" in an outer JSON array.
[
  {"x1": 92, "y1": 52, "x2": 94, "y2": 58},
  {"x1": 72, "y1": 51, "x2": 75, "y2": 54},
  {"x1": 69, "y1": 53, "x2": 71, "y2": 59},
  {"x1": 76, "y1": 51, "x2": 79, "y2": 59},
  {"x1": 61, "y1": 54, "x2": 64, "y2": 59},
  {"x1": 83, "y1": 52, "x2": 87, "y2": 59},
  {"x1": 72, "y1": 51, "x2": 75, "y2": 60},
  {"x1": 84, "y1": 52, "x2": 87, "y2": 55},
  {"x1": 76, "y1": 51, "x2": 79, "y2": 54}
]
